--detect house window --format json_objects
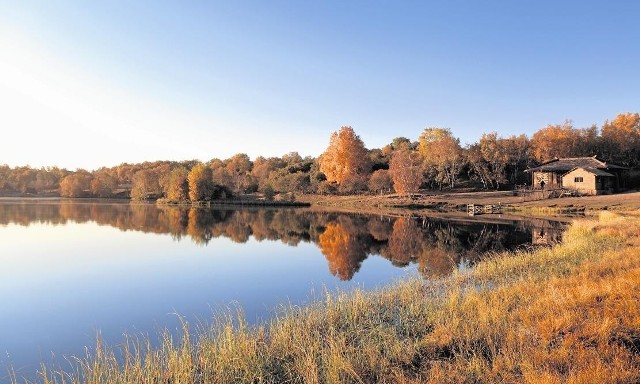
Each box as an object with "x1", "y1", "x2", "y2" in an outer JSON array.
[{"x1": 574, "y1": 177, "x2": 583, "y2": 183}]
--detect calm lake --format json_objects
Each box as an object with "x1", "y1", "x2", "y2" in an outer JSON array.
[{"x1": 0, "y1": 199, "x2": 566, "y2": 379}]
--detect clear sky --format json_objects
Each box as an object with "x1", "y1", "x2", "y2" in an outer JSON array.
[{"x1": 1, "y1": 1, "x2": 639, "y2": 170}]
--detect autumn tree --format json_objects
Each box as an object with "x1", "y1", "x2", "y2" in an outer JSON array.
[
  {"x1": 60, "y1": 170, "x2": 92, "y2": 197},
  {"x1": 90, "y1": 168, "x2": 117, "y2": 197},
  {"x1": 164, "y1": 166, "x2": 190, "y2": 202},
  {"x1": 389, "y1": 150, "x2": 423, "y2": 194},
  {"x1": 381, "y1": 137, "x2": 414, "y2": 157},
  {"x1": 319, "y1": 126, "x2": 371, "y2": 187},
  {"x1": 529, "y1": 120, "x2": 598, "y2": 162},
  {"x1": 418, "y1": 128, "x2": 463, "y2": 188},
  {"x1": 465, "y1": 144, "x2": 493, "y2": 189},
  {"x1": 130, "y1": 169, "x2": 162, "y2": 200},
  {"x1": 188, "y1": 163, "x2": 215, "y2": 202},
  {"x1": 32, "y1": 167, "x2": 65, "y2": 193},
  {"x1": 226, "y1": 153, "x2": 254, "y2": 194},
  {"x1": 601, "y1": 112, "x2": 640, "y2": 166},
  {"x1": 368, "y1": 169, "x2": 394, "y2": 194},
  {"x1": 252, "y1": 156, "x2": 284, "y2": 191},
  {"x1": 0, "y1": 165, "x2": 10, "y2": 191},
  {"x1": 9, "y1": 166, "x2": 38, "y2": 193},
  {"x1": 209, "y1": 159, "x2": 232, "y2": 191},
  {"x1": 503, "y1": 134, "x2": 531, "y2": 184},
  {"x1": 531, "y1": 121, "x2": 572, "y2": 162},
  {"x1": 479, "y1": 132, "x2": 509, "y2": 189}
]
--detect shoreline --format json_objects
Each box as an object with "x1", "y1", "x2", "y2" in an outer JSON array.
[{"x1": 4, "y1": 190, "x2": 640, "y2": 214}]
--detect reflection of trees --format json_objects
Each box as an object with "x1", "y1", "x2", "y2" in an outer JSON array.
[
  {"x1": 417, "y1": 246, "x2": 457, "y2": 278},
  {"x1": 318, "y1": 218, "x2": 367, "y2": 281},
  {"x1": 386, "y1": 218, "x2": 422, "y2": 266},
  {"x1": 161, "y1": 206, "x2": 189, "y2": 240},
  {"x1": 223, "y1": 213, "x2": 252, "y2": 243},
  {"x1": 367, "y1": 218, "x2": 393, "y2": 241},
  {"x1": 187, "y1": 209, "x2": 234, "y2": 245},
  {"x1": 0, "y1": 202, "x2": 557, "y2": 281}
]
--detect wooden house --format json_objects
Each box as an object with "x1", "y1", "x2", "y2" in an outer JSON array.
[{"x1": 524, "y1": 156, "x2": 628, "y2": 195}]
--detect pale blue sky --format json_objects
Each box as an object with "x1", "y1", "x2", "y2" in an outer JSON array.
[{"x1": 1, "y1": 1, "x2": 639, "y2": 170}]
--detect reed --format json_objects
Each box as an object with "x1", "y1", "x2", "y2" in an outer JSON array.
[{"x1": 16, "y1": 211, "x2": 640, "y2": 383}]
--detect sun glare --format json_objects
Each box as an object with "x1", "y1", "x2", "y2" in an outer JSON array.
[{"x1": 0, "y1": 30, "x2": 219, "y2": 169}]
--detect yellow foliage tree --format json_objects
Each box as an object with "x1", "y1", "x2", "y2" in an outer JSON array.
[
  {"x1": 188, "y1": 163, "x2": 215, "y2": 202},
  {"x1": 164, "y1": 166, "x2": 189, "y2": 202},
  {"x1": 418, "y1": 128, "x2": 463, "y2": 188},
  {"x1": 319, "y1": 126, "x2": 371, "y2": 185},
  {"x1": 530, "y1": 120, "x2": 578, "y2": 162},
  {"x1": 601, "y1": 112, "x2": 640, "y2": 166}
]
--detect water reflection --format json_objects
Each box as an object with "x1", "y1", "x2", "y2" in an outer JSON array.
[{"x1": 0, "y1": 200, "x2": 566, "y2": 280}]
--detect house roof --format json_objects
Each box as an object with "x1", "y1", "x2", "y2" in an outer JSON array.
[
  {"x1": 525, "y1": 156, "x2": 628, "y2": 173},
  {"x1": 563, "y1": 167, "x2": 615, "y2": 177}
]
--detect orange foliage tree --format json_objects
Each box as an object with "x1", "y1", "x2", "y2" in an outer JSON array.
[
  {"x1": 60, "y1": 171, "x2": 92, "y2": 197},
  {"x1": 529, "y1": 120, "x2": 598, "y2": 162},
  {"x1": 389, "y1": 150, "x2": 423, "y2": 194},
  {"x1": 319, "y1": 126, "x2": 371, "y2": 186}
]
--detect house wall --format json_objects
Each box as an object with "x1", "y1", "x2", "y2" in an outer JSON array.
[
  {"x1": 531, "y1": 171, "x2": 562, "y2": 189},
  {"x1": 562, "y1": 169, "x2": 612, "y2": 195}
]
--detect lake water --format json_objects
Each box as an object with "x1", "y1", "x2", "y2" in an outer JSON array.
[{"x1": 0, "y1": 199, "x2": 566, "y2": 379}]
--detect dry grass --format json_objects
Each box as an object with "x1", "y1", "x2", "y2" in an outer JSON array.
[{"x1": 14, "y1": 211, "x2": 640, "y2": 383}]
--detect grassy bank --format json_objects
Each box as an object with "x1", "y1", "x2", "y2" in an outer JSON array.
[{"x1": 18, "y1": 211, "x2": 640, "y2": 384}]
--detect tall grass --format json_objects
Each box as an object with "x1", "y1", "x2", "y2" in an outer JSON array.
[{"x1": 14, "y1": 211, "x2": 640, "y2": 383}]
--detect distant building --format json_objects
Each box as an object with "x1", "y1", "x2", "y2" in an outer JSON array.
[{"x1": 524, "y1": 156, "x2": 628, "y2": 195}]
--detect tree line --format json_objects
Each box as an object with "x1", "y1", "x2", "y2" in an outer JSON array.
[{"x1": 1, "y1": 112, "x2": 639, "y2": 199}]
